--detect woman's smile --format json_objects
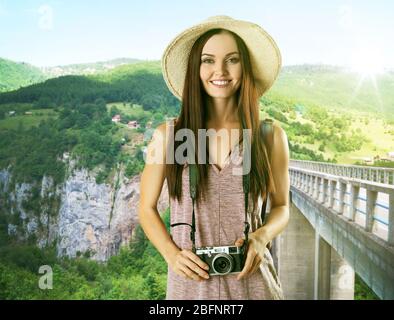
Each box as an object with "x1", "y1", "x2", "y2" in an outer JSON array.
[{"x1": 210, "y1": 79, "x2": 232, "y2": 88}]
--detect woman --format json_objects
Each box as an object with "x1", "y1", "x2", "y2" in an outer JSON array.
[{"x1": 138, "y1": 16, "x2": 290, "y2": 300}]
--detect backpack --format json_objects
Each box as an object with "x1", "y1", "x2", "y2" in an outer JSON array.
[{"x1": 260, "y1": 118, "x2": 274, "y2": 225}]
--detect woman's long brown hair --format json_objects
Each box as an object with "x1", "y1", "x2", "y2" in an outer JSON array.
[{"x1": 165, "y1": 28, "x2": 276, "y2": 213}]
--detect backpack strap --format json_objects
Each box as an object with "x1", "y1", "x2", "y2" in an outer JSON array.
[{"x1": 260, "y1": 118, "x2": 274, "y2": 225}]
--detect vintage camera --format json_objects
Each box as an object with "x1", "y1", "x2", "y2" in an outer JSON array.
[{"x1": 195, "y1": 243, "x2": 247, "y2": 276}]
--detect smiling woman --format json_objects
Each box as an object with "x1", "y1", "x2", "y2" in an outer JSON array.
[{"x1": 139, "y1": 15, "x2": 289, "y2": 300}]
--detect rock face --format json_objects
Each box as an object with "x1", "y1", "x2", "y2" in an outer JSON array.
[{"x1": 0, "y1": 154, "x2": 169, "y2": 261}]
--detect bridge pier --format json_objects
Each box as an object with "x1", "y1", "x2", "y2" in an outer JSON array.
[
  {"x1": 278, "y1": 198, "x2": 355, "y2": 299},
  {"x1": 278, "y1": 201, "x2": 316, "y2": 299},
  {"x1": 329, "y1": 245, "x2": 355, "y2": 299},
  {"x1": 315, "y1": 235, "x2": 355, "y2": 300}
]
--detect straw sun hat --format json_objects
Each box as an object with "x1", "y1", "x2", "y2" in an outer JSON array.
[{"x1": 161, "y1": 15, "x2": 282, "y2": 101}]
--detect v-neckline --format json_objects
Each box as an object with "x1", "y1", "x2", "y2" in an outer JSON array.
[{"x1": 209, "y1": 139, "x2": 243, "y2": 175}]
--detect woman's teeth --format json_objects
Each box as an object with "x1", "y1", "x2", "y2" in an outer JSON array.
[{"x1": 211, "y1": 80, "x2": 231, "y2": 87}]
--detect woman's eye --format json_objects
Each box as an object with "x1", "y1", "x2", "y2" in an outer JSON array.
[
  {"x1": 227, "y1": 57, "x2": 239, "y2": 63},
  {"x1": 201, "y1": 57, "x2": 239, "y2": 64}
]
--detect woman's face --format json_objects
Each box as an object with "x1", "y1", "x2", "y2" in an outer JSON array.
[{"x1": 200, "y1": 32, "x2": 242, "y2": 99}]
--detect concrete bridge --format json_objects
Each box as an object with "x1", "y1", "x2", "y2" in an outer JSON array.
[{"x1": 272, "y1": 160, "x2": 394, "y2": 300}]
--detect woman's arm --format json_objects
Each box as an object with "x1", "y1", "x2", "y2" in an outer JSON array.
[
  {"x1": 138, "y1": 122, "x2": 178, "y2": 262},
  {"x1": 237, "y1": 122, "x2": 290, "y2": 279},
  {"x1": 255, "y1": 122, "x2": 290, "y2": 244},
  {"x1": 138, "y1": 122, "x2": 209, "y2": 281}
]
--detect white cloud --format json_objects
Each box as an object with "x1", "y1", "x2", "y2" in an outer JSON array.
[{"x1": 38, "y1": 4, "x2": 54, "y2": 30}]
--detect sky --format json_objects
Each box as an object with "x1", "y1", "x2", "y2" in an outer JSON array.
[{"x1": 0, "y1": 0, "x2": 393, "y2": 69}]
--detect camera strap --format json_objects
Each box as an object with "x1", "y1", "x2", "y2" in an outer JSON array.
[{"x1": 170, "y1": 118, "x2": 274, "y2": 252}]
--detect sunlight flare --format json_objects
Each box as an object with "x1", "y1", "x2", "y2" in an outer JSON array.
[{"x1": 350, "y1": 47, "x2": 385, "y2": 77}]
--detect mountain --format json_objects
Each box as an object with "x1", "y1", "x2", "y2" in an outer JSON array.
[
  {"x1": 0, "y1": 58, "x2": 48, "y2": 93},
  {"x1": 269, "y1": 64, "x2": 394, "y2": 120},
  {"x1": 0, "y1": 57, "x2": 143, "y2": 94},
  {"x1": 0, "y1": 60, "x2": 175, "y2": 110},
  {"x1": 40, "y1": 57, "x2": 142, "y2": 77}
]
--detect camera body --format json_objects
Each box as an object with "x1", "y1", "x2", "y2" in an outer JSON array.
[{"x1": 195, "y1": 243, "x2": 247, "y2": 276}]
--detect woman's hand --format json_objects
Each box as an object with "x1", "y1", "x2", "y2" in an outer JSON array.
[
  {"x1": 168, "y1": 249, "x2": 210, "y2": 281},
  {"x1": 235, "y1": 231, "x2": 269, "y2": 280}
]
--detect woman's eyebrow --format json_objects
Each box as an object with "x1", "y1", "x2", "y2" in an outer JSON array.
[{"x1": 201, "y1": 51, "x2": 239, "y2": 57}]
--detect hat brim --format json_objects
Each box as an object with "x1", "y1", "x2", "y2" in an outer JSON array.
[{"x1": 161, "y1": 16, "x2": 282, "y2": 101}]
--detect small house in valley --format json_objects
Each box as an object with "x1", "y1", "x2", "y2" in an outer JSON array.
[
  {"x1": 112, "y1": 114, "x2": 121, "y2": 123},
  {"x1": 128, "y1": 120, "x2": 140, "y2": 129}
]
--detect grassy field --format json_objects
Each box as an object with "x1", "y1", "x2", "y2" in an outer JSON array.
[
  {"x1": 106, "y1": 102, "x2": 147, "y2": 151},
  {"x1": 106, "y1": 102, "x2": 150, "y2": 119},
  {"x1": 262, "y1": 106, "x2": 394, "y2": 165},
  {"x1": 331, "y1": 116, "x2": 394, "y2": 164},
  {"x1": 0, "y1": 108, "x2": 58, "y2": 130},
  {"x1": 269, "y1": 66, "x2": 394, "y2": 120}
]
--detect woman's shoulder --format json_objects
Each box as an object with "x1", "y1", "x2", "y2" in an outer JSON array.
[
  {"x1": 155, "y1": 121, "x2": 167, "y2": 135},
  {"x1": 271, "y1": 120, "x2": 287, "y2": 143},
  {"x1": 270, "y1": 120, "x2": 289, "y2": 162},
  {"x1": 153, "y1": 117, "x2": 178, "y2": 148},
  {"x1": 261, "y1": 118, "x2": 286, "y2": 141},
  {"x1": 159, "y1": 117, "x2": 179, "y2": 129}
]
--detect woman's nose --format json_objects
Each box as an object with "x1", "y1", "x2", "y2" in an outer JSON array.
[{"x1": 214, "y1": 61, "x2": 228, "y2": 76}]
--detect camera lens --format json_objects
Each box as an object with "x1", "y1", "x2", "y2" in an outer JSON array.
[{"x1": 212, "y1": 253, "x2": 234, "y2": 275}]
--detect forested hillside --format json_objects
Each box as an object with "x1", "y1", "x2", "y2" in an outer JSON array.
[
  {"x1": 270, "y1": 65, "x2": 394, "y2": 120},
  {"x1": 0, "y1": 58, "x2": 48, "y2": 92}
]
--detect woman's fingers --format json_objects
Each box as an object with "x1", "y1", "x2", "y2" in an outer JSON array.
[
  {"x1": 174, "y1": 268, "x2": 188, "y2": 280},
  {"x1": 250, "y1": 255, "x2": 262, "y2": 275},
  {"x1": 182, "y1": 250, "x2": 210, "y2": 272},
  {"x1": 234, "y1": 238, "x2": 244, "y2": 247},
  {"x1": 237, "y1": 247, "x2": 255, "y2": 280},
  {"x1": 180, "y1": 255, "x2": 209, "y2": 279},
  {"x1": 250, "y1": 262, "x2": 261, "y2": 275},
  {"x1": 171, "y1": 249, "x2": 210, "y2": 281},
  {"x1": 236, "y1": 239, "x2": 264, "y2": 280},
  {"x1": 179, "y1": 264, "x2": 202, "y2": 281}
]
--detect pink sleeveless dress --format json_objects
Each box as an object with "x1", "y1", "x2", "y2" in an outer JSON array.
[{"x1": 166, "y1": 121, "x2": 284, "y2": 300}]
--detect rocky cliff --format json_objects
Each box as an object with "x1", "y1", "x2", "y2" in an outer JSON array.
[{"x1": 0, "y1": 153, "x2": 169, "y2": 261}]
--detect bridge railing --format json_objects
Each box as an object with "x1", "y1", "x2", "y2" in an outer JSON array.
[
  {"x1": 289, "y1": 167, "x2": 394, "y2": 246},
  {"x1": 290, "y1": 160, "x2": 394, "y2": 185}
]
